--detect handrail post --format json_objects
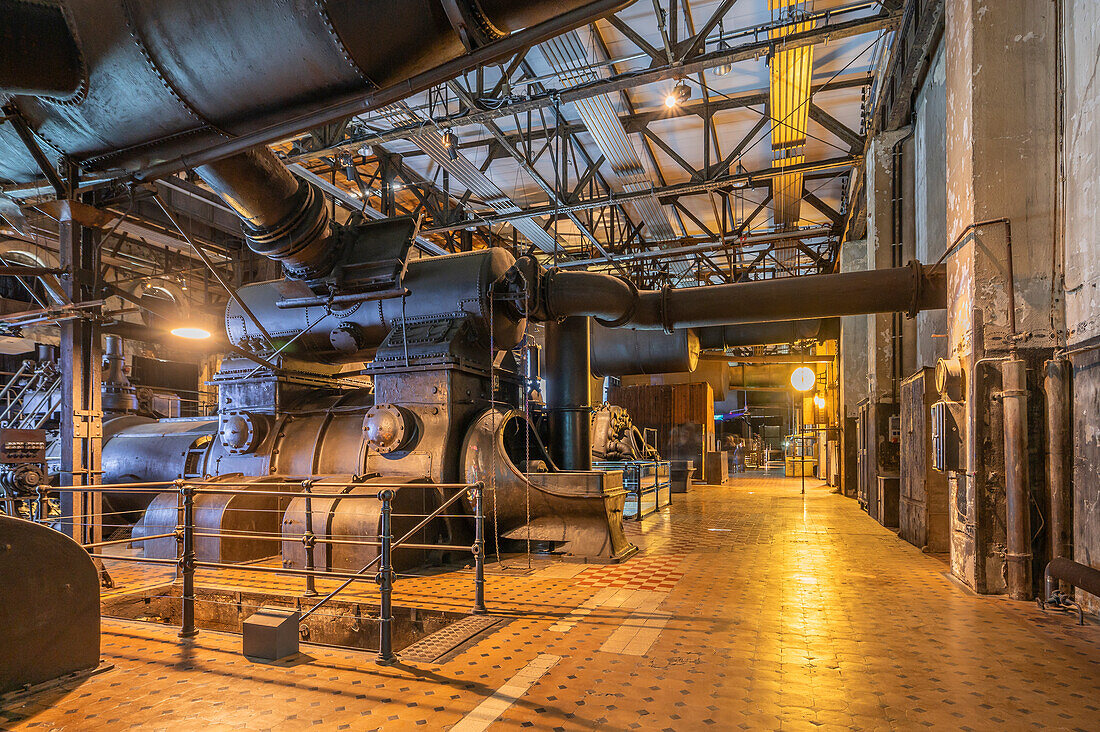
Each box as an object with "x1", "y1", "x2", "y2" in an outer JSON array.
[
  {"x1": 34, "y1": 485, "x2": 46, "y2": 523},
  {"x1": 301, "y1": 478, "x2": 317, "y2": 597},
  {"x1": 472, "y1": 482, "x2": 486, "y2": 615},
  {"x1": 376, "y1": 489, "x2": 394, "y2": 665},
  {"x1": 178, "y1": 479, "x2": 197, "y2": 639}
]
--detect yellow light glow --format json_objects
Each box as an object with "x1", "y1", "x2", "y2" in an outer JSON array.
[
  {"x1": 790, "y1": 366, "x2": 815, "y2": 392},
  {"x1": 813, "y1": 395, "x2": 826, "y2": 409},
  {"x1": 665, "y1": 94, "x2": 678, "y2": 108},
  {"x1": 171, "y1": 326, "x2": 212, "y2": 340}
]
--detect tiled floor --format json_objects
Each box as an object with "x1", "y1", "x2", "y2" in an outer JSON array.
[{"x1": 4, "y1": 474, "x2": 1100, "y2": 730}]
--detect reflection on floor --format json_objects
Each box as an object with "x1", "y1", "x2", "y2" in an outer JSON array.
[{"x1": 3, "y1": 473, "x2": 1100, "y2": 730}]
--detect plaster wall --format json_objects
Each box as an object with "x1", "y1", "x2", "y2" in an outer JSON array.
[
  {"x1": 1062, "y1": 0, "x2": 1100, "y2": 613},
  {"x1": 945, "y1": 0, "x2": 1058, "y2": 593},
  {"x1": 914, "y1": 45, "x2": 949, "y2": 369}
]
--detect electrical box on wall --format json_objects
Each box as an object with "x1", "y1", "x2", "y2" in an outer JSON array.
[
  {"x1": 930, "y1": 400, "x2": 963, "y2": 472},
  {"x1": 888, "y1": 414, "x2": 901, "y2": 443}
]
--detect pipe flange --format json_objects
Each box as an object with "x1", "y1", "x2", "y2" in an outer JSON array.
[
  {"x1": 363, "y1": 404, "x2": 418, "y2": 454},
  {"x1": 906, "y1": 259, "x2": 923, "y2": 319},
  {"x1": 660, "y1": 285, "x2": 674, "y2": 334},
  {"x1": 594, "y1": 278, "x2": 638, "y2": 328}
]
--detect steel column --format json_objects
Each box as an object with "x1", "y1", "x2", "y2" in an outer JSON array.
[
  {"x1": 376, "y1": 489, "x2": 394, "y2": 665},
  {"x1": 58, "y1": 192, "x2": 103, "y2": 545}
]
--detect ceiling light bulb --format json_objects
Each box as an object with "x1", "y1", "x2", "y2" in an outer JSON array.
[
  {"x1": 666, "y1": 81, "x2": 690, "y2": 108},
  {"x1": 171, "y1": 326, "x2": 212, "y2": 340}
]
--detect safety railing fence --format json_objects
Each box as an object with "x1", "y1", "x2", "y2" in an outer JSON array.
[
  {"x1": 594, "y1": 459, "x2": 671, "y2": 521},
  {"x1": 58, "y1": 478, "x2": 487, "y2": 664}
]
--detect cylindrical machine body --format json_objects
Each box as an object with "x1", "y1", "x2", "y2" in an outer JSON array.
[
  {"x1": 1044, "y1": 359, "x2": 1071, "y2": 567},
  {"x1": 546, "y1": 316, "x2": 592, "y2": 470},
  {"x1": 590, "y1": 325, "x2": 699, "y2": 376},
  {"x1": 0, "y1": 0, "x2": 622, "y2": 183},
  {"x1": 1001, "y1": 358, "x2": 1031, "y2": 599},
  {"x1": 226, "y1": 248, "x2": 525, "y2": 362}
]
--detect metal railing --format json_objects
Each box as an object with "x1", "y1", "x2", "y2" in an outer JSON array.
[
  {"x1": 61, "y1": 477, "x2": 487, "y2": 664},
  {"x1": 595, "y1": 459, "x2": 671, "y2": 521}
]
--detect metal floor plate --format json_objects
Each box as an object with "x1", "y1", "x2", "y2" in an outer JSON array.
[{"x1": 399, "y1": 614, "x2": 504, "y2": 663}]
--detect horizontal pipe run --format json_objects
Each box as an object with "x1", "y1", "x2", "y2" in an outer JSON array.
[
  {"x1": 82, "y1": 532, "x2": 176, "y2": 550},
  {"x1": 1045, "y1": 558, "x2": 1100, "y2": 600},
  {"x1": 539, "y1": 261, "x2": 947, "y2": 329},
  {"x1": 87, "y1": 554, "x2": 178, "y2": 566},
  {"x1": 192, "y1": 532, "x2": 471, "y2": 552},
  {"x1": 276, "y1": 287, "x2": 409, "y2": 309}
]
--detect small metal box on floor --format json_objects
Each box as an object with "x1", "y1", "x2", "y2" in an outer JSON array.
[
  {"x1": 243, "y1": 607, "x2": 300, "y2": 661},
  {"x1": 705, "y1": 451, "x2": 728, "y2": 484}
]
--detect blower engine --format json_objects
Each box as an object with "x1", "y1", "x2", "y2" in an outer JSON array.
[{"x1": 104, "y1": 215, "x2": 635, "y2": 567}]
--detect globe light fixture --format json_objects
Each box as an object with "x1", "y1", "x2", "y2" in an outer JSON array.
[{"x1": 790, "y1": 366, "x2": 815, "y2": 392}]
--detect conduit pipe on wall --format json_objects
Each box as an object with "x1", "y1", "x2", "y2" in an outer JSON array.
[
  {"x1": 1001, "y1": 357, "x2": 1031, "y2": 600},
  {"x1": 1044, "y1": 358, "x2": 1072, "y2": 570}
]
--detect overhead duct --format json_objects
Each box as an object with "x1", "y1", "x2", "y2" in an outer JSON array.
[
  {"x1": 696, "y1": 318, "x2": 839, "y2": 349},
  {"x1": 196, "y1": 148, "x2": 331, "y2": 279},
  {"x1": 0, "y1": 0, "x2": 629, "y2": 184},
  {"x1": 0, "y1": 0, "x2": 84, "y2": 99},
  {"x1": 516, "y1": 257, "x2": 947, "y2": 330},
  {"x1": 590, "y1": 324, "x2": 699, "y2": 376},
  {"x1": 540, "y1": 30, "x2": 676, "y2": 242}
]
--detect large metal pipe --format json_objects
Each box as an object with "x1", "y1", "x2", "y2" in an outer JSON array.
[
  {"x1": 696, "y1": 319, "x2": 839, "y2": 349},
  {"x1": 1001, "y1": 358, "x2": 1031, "y2": 600},
  {"x1": 546, "y1": 316, "x2": 591, "y2": 470},
  {"x1": 523, "y1": 258, "x2": 946, "y2": 329},
  {"x1": 195, "y1": 148, "x2": 330, "y2": 279},
  {"x1": 0, "y1": 0, "x2": 84, "y2": 99},
  {"x1": 590, "y1": 325, "x2": 699, "y2": 376},
  {"x1": 0, "y1": 0, "x2": 627, "y2": 184},
  {"x1": 1044, "y1": 358, "x2": 1071, "y2": 566},
  {"x1": 1044, "y1": 558, "x2": 1100, "y2": 607}
]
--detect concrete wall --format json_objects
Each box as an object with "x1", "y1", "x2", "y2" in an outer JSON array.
[
  {"x1": 1063, "y1": 0, "x2": 1100, "y2": 612},
  {"x1": 914, "y1": 45, "x2": 948, "y2": 369},
  {"x1": 944, "y1": 0, "x2": 1059, "y2": 594}
]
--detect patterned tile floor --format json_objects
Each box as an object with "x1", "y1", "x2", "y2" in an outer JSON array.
[{"x1": 4, "y1": 474, "x2": 1100, "y2": 730}]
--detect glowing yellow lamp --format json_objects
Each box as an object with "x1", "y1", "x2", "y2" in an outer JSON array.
[{"x1": 171, "y1": 326, "x2": 212, "y2": 340}]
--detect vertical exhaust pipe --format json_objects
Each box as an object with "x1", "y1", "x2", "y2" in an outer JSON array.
[
  {"x1": 1002, "y1": 357, "x2": 1031, "y2": 599},
  {"x1": 1044, "y1": 358, "x2": 1071, "y2": 570},
  {"x1": 546, "y1": 316, "x2": 592, "y2": 470}
]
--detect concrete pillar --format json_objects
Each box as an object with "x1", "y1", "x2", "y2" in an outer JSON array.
[{"x1": 944, "y1": 0, "x2": 1060, "y2": 595}]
